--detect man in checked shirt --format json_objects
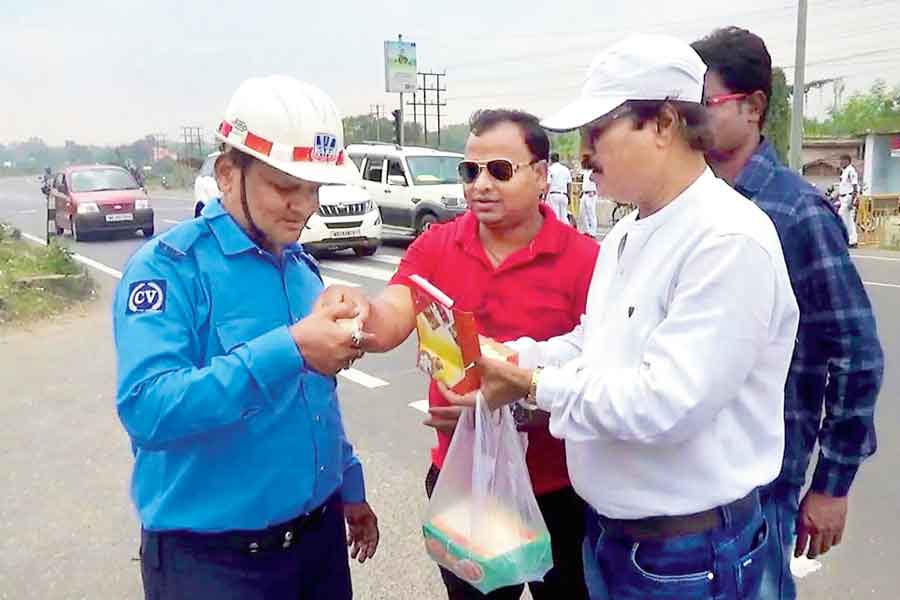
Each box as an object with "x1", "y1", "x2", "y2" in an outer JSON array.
[{"x1": 693, "y1": 27, "x2": 885, "y2": 600}]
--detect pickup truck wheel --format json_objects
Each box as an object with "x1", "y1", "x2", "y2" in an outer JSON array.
[{"x1": 416, "y1": 213, "x2": 438, "y2": 236}]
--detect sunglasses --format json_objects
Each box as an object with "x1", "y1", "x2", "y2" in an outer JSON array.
[
  {"x1": 579, "y1": 104, "x2": 633, "y2": 148},
  {"x1": 457, "y1": 159, "x2": 541, "y2": 184},
  {"x1": 703, "y1": 93, "x2": 748, "y2": 107}
]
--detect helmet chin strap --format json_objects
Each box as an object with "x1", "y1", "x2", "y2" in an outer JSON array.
[{"x1": 239, "y1": 164, "x2": 268, "y2": 247}]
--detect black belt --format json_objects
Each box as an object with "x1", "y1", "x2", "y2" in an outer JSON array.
[
  {"x1": 161, "y1": 494, "x2": 336, "y2": 554},
  {"x1": 595, "y1": 490, "x2": 758, "y2": 542}
]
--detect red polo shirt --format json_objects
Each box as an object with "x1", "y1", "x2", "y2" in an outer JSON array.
[{"x1": 390, "y1": 204, "x2": 600, "y2": 496}]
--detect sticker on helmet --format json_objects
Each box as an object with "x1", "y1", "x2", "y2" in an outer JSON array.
[
  {"x1": 312, "y1": 133, "x2": 338, "y2": 162},
  {"x1": 127, "y1": 280, "x2": 167, "y2": 314}
]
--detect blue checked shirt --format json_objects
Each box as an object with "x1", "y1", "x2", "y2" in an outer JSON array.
[{"x1": 735, "y1": 140, "x2": 884, "y2": 497}]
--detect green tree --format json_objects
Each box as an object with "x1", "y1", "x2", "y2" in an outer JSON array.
[
  {"x1": 805, "y1": 79, "x2": 900, "y2": 136},
  {"x1": 434, "y1": 123, "x2": 470, "y2": 153},
  {"x1": 343, "y1": 114, "x2": 423, "y2": 146},
  {"x1": 549, "y1": 131, "x2": 581, "y2": 162},
  {"x1": 765, "y1": 67, "x2": 791, "y2": 161}
]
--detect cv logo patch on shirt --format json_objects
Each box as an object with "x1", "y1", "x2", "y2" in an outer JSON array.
[{"x1": 127, "y1": 280, "x2": 167, "y2": 314}]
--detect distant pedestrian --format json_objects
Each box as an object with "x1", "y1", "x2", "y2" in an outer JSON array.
[
  {"x1": 838, "y1": 154, "x2": 860, "y2": 246},
  {"x1": 578, "y1": 170, "x2": 598, "y2": 236},
  {"x1": 546, "y1": 152, "x2": 571, "y2": 223}
]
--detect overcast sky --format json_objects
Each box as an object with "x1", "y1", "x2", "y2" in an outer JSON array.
[{"x1": 3, "y1": 0, "x2": 899, "y2": 146}]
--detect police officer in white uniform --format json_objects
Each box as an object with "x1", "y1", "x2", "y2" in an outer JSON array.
[
  {"x1": 546, "y1": 152, "x2": 572, "y2": 223},
  {"x1": 838, "y1": 153, "x2": 860, "y2": 246},
  {"x1": 578, "y1": 170, "x2": 599, "y2": 236}
]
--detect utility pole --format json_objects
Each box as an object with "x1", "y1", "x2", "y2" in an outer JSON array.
[
  {"x1": 398, "y1": 34, "x2": 405, "y2": 146},
  {"x1": 436, "y1": 73, "x2": 443, "y2": 146},
  {"x1": 789, "y1": 0, "x2": 808, "y2": 171},
  {"x1": 422, "y1": 73, "x2": 429, "y2": 144},
  {"x1": 369, "y1": 104, "x2": 384, "y2": 141},
  {"x1": 406, "y1": 71, "x2": 447, "y2": 147},
  {"x1": 150, "y1": 133, "x2": 163, "y2": 162},
  {"x1": 180, "y1": 126, "x2": 203, "y2": 163}
]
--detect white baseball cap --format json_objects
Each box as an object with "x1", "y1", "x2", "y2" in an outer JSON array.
[{"x1": 541, "y1": 34, "x2": 707, "y2": 132}]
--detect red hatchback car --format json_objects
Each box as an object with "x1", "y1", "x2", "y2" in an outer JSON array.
[{"x1": 50, "y1": 165, "x2": 154, "y2": 241}]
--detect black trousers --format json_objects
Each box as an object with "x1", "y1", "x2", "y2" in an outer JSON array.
[
  {"x1": 425, "y1": 464, "x2": 588, "y2": 600},
  {"x1": 139, "y1": 495, "x2": 351, "y2": 600}
]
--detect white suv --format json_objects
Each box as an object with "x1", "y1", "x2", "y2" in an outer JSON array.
[
  {"x1": 192, "y1": 151, "x2": 382, "y2": 257},
  {"x1": 346, "y1": 143, "x2": 466, "y2": 236}
]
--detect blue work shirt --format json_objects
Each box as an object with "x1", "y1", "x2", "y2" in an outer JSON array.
[{"x1": 113, "y1": 199, "x2": 365, "y2": 533}]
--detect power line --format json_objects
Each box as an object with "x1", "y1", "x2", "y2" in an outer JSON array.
[
  {"x1": 442, "y1": 1, "x2": 801, "y2": 63},
  {"x1": 441, "y1": 0, "x2": 856, "y2": 72},
  {"x1": 179, "y1": 126, "x2": 203, "y2": 163},
  {"x1": 446, "y1": 83, "x2": 581, "y2": 103},
  {"x1": 444, "y1": 2, "x2": 899, "y2": 91},
  {"x1": 407, "y1": 72, "x2": 447, "y2": 145},
  {"x1": 783, "y1": 46, "x2": 900, "y2": 70}
]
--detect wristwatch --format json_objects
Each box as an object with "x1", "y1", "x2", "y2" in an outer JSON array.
[{"x1": 524, "y1": 366, "x2": 544, "y2": 409}]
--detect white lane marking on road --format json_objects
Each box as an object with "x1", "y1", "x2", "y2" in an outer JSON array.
[
  {"x1": 21, "y1": 233, "x2": 47, "y2": 246},
  {"x1": 366, "y1": 254, "x2": 402, "y2": 266},
  {"x1": 339, "y1": 368, "x2": 389, "y2": 388},
  {"x1": 21, "y1": 233, "x2": 124, "y2": 279},
  {"x1": 17, "y1": 209, "x2": 38, "y2": 215},
  {"x1": 864, "y1": 281, "x2": 900, "y2": 289},
  {"x1": 162, "y1": 219, "x2": 180, "y2": 224},
  {"x1": 409, "y1": 400, "x2": 429, "y2": 414},
  {"x1": 318, "y1": 260, "x2": 392, "y2": 282},
  {"x1": 71, "y1": 254, "x2": 125, "y2": 279},
  {"x1": 851, "y1": 253, "x2": 900, "y2": 263},
  {"x1": 790, "y1": 555, "x2": 823, "y2": 578}
]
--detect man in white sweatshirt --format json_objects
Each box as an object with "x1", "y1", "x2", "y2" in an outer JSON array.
[{"x1": 453, "y1": 34, "x2": 800, "y2": 600}]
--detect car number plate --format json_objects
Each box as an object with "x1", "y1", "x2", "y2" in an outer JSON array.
[
  {"x1": 106, "y1": 213, "x2": 134, "y2": 222},
  {"x1": 331, "y1": 228, "x2": 360, "y2": 238}
]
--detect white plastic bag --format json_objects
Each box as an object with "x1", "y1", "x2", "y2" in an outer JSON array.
[{"x1": 422, "y1": 397, "x2": 553, "y2": 594}]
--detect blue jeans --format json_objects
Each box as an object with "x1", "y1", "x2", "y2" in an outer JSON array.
[
  {"x1": 582, "y1": 494, "x2": 769, "y2": 599},
  {"x1": 758, "y1": 483, "x2": 801, "y2": 600}
]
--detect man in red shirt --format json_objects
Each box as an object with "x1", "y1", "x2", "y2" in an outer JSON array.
[{"x1": 319, "y1": 109, "x2": 599, "y2": 599}]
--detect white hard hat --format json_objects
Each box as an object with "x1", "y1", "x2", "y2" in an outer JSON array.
[
  {"x1": 541, "y1": 34, "x2": 707, "y2": 132},
  {"x1": 216, "y1": 75, "x2": 359, "y2": 185}
]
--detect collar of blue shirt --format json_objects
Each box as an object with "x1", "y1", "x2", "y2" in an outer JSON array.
[
  {"x1": 203, "y1": 198, "x2": 303, "y2": 257},
  {"x1": 734, "y1": 138, "x2": 779, "y2": 198}
]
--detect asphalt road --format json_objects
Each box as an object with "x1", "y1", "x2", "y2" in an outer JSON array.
[{"x1": 1, "y1": 175, "x2": 898, "y2": 599}]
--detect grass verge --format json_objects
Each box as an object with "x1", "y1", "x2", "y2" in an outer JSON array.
[{"x1": 0, "y1": 224, "x2": 95, "y2": 325}]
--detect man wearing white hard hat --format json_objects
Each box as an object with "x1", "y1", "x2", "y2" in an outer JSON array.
[
  {"x1": 463, "y1": 35, "x2": 800, "y2": 598},
  {"x1": 113, "y1": 75, "x2": 378, "y2": 599}
]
